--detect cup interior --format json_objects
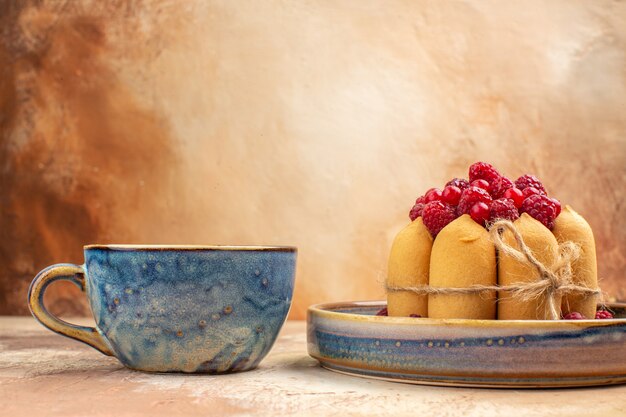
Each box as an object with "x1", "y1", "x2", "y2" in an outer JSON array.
[{"x1": 84, "y1": 244, "x2": 297, "y2": 251}]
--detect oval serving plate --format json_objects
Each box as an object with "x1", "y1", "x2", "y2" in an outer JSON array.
[{"x1": 307, "y1": 301, "x2": 626, "y2": 388}]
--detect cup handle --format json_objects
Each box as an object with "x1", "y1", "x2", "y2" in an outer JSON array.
[{"x1": 28, "y1": 263, "x2": 114, "y2": 356}]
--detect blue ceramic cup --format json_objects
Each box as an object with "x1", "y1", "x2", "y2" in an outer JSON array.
[{"x1": 28, "y1": 245, "x2": 297, "y2": 373}]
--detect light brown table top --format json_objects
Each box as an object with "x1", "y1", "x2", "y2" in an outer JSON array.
[{"x1": 1, "y1": 316, "x2": 625, "y2": 417}]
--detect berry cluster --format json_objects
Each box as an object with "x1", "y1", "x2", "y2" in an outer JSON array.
[
  {"x1": 375, "y1": 307, "x2": 422, "y2": 318},
  {"x1": 409, "y1": 162, "x2": 561, "y2": 237},
  {"x1": 562, "y1": 310, "x2": 615, "y2": 320}
]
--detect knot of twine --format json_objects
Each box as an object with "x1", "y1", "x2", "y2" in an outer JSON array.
[{"x1": 385, "y1": 219, "x2": 602, "y2": 320}]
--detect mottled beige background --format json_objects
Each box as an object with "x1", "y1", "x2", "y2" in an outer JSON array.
[{"x1": 1, "y1": 0, "x2": 624, "y2": 319}]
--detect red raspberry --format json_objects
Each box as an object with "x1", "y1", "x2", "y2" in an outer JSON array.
[
  {"x1": 521, "y1": 194, "x2": 557, "y2": 229},
  {"x1": 445, "y1": 178, "x2": 470, "y2": 190},
  {"x1": 422, "y1": 201, "x2": 457, "y2": 237},
  {"x1": 562, "y1": 312, "x2": 585, "y2": 320},
  {"x1": 376, "y1": 307, "x2": 388, "y2": 316},
  {"x1": 409, "y1": 203, "x2": 425, "y2": 221},
  {"x1": 470, "y1": 202, "x2": 490, "y2": 225},
  {"x1": 489, "y1": 198, "x2": 519, "y2": 222},
  {"x1": 409, "y1": 195, "x2": 427, "y2": 220},
  {"x1": 489, "y1": 176, "x2": 514, "y2": 199},
  {"x1": 522, "y1": 186, "x2": 541, "y2": 199},
  {"x1": 469, "y1": 162, "x2": 500, "y2": 183},
  {"x1": 595, "y1": 310, "x2": 614, "y2": 319},
  {"x1": 550, "y1": 198, "x2": 562, "y2": 217},
  {"x1": 515, "y1": 174, "x2": 547, "y2": 195},
  {"x1": 504, "y1": 187, "x2": 524, "y2": 208},
  {"x1": 457, "y1": 186, "x2": 493, "y2": 216},
  {"x1": 471, "y1": 179, "x2": 490, "y2": 190},
  {"x1": 442, "y1": 185, "x2": 462, "y2": 205}
]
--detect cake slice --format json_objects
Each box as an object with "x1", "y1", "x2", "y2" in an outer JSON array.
[
  {"x1": 386, "y1": 218, "x2": 432, "y2": 317},
  {"x1": 498, "y1": 213, "x2": 560, "y2": 320},
  {"x1": 552, "y1": 205, "x2": 598, "y2": 319},
  {"x1": 428, "y1": 214, "x2": 496, "y2": 319}
]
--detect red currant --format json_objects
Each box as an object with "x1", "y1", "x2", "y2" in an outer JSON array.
[
  {"x1": 504, "y1": 188, "x2": 524, "y2": 208},
  {"x1": 471, "y1": 179, "x2": 490, "y2": 190},
  {"x1": 425, "y1": 188, "x2": 443, "y2": 203},
  {"x1": 470, "y1": 202, "x2": 490, "y2": 225},
  {"x1": 442, "y1": 186, "x2": 462, "y2": 205}
]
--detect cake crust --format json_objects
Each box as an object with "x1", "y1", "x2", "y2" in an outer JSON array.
[
  {"x1": 387, "y1": 218, "x2": 432, "y2": 317},
  {"x1": 428, "y1": 214, "x2": 497, "y2": 319}
]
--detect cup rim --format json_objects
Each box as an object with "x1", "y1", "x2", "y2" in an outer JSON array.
[{"x1": 84, "y1": 244, "x2": 297, "y2": 252}]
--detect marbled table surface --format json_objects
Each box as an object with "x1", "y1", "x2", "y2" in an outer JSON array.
[{"x1": 1, "y1": 317, "x2": 624, "y2": 417}]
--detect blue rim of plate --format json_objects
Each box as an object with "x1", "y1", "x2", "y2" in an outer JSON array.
[{"x1": 307, "y1": 301, "x2": 626, "y2": 388}]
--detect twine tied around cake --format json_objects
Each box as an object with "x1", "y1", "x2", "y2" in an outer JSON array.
[{"x1": 385, "y1": 219, "x2": 602, "y2": 320}]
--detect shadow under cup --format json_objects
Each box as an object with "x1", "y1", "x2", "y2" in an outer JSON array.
[{"x1": 29, "y1": 245, "x2": 297, "y2": 373}]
